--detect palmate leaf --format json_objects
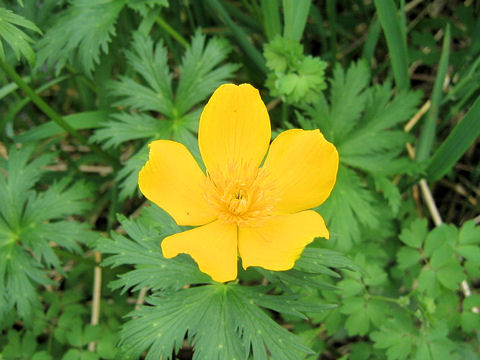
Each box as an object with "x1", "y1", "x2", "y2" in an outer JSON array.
[
  {"x1": 100, "y1": 206, "x2": 346, "y2": 360},
  {"x1": 0, "y1": 7, "x2": 41, "y2": 65},
  {"x1": 119, "y1": 284, "x2": 315, "y2": 360},
  {"x1": 94, "y1": 30, "x2": 237, "y2": 199},
  {"x1": 371, "y1": 319, "x2": 463, "y2": 360},
  {"x1": 298, "y1": 61, "x2": 422, "y2": 248},
  {"x1": 303, "y1": 61, "x2": 422, "y2": 175},
  {"x1": 0, "y1": 145, "x2": 96, "y2": 322},
  {"x1": 36, "y1": 0, "x2": 126, "y2": 76}
]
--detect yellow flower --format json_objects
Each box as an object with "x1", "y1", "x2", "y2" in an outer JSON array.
[{"x1": 138, "y1": 84, "x2": 339, "y2": 282}]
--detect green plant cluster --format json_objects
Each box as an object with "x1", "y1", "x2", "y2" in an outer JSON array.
[
  {"x1": 264, "y1": 35, "x2": 327, "y2": 105},
  {"x1": 0, "y1": 0, "x2": 479, "y2": 359}
]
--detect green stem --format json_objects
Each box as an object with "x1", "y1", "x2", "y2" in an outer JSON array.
[
  {"x1": 369, "y1": 294, "x2": 402, "y2": 304},
  {"x1": 326, "y1": 0, "x2": 338, "y2": 64},
  {"x1": 0, "y1": 60, "x2": 120, "y2": 169},
  {"x1": 156, "y1": 15, "x2": 188, "y2": 48}
]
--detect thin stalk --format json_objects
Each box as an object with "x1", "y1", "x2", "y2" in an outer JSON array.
[
  {"x1": 205, "y1": 0, "x2": 267, "y2": 76},
  {"x1": 88, "y1": 184, "x2": 118, "y2": 352},
  {"x1": 0, "y1": 60, "x2": 120, "y2": 169},
  {"x1": 156, "y1": 15, "x2": 188, "y2": 48}
]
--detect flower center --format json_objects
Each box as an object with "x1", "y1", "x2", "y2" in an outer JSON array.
[{"x1": 204, "y1": 161, "x2": 277, "y2": 226}]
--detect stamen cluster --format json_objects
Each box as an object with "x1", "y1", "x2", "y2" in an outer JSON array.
[{"x1": 204, "y1": 162, "x2": 277, "y2": 226}]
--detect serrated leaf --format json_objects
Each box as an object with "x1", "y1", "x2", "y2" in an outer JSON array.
[
  {"x1": 374, "y1": 176, "x2": 402, "y2": 214},
  {"x1": 119, "y1": 284, "x2": 313, "y2": 360},
  {"x1": 175, "y1": 31, "x2": 239, "y2": 114},
  {"x1": 115, "y1": 145, "x2": 149, "y2": 200},
  {"x1": 36, "y1": 0, "x2": 125, "y2": 75},
  {"x1": 95, "y1": 31, "x2": 236, "y2": 199},
  {"x1": 98, "y1": 215, "x2": 212, "y2": 292},
  {"x1": 328, "y1": 61, "x2": 370, "y2": 142},
  {"x1": 0, "y1": 8, "x2": 41, "y2": 65},
  {"x1": 318, "y1": 166, "x2": 381, "y2": 251},
  {"x1": 109, "y1": 31, "x2": 173, "y2": 115},
  {"x1": 295, "y1": 246, "x2": 362, "y2": 275},
  {"x1": 0, "y1": 145, "x2": 95, "y2": 322},
  {"x1": 92, "y1": 112, "x2": 168, "y2": 149},
  {"x1": 126, "y1": 0, "x2": 168, "y2": 15}
]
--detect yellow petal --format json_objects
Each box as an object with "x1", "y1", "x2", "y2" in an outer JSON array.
[
  {"x1": 263, "y1": 129, "x2": 339, "y2": 213},
  {"x1": 198, "y1": 83, "x2": 271, "y2": 173},
  {"x1": 161, "y1": 220, "x2": 238, "y2": 282},
  {"x1": 138, "y1": 140, "x2": 216, "y2": 226},
  {"x1": 238, "y1": 210, "x2": 329, "y2": 270}
]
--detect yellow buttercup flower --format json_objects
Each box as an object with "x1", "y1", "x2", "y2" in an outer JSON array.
[{"x1": 138, "y1": 84, "x2": 339, "y2": 282}]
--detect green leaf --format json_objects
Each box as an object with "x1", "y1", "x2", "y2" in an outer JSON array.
[
  {"x1": 427, "y1": 95, "x2": 480, "y2": 179},
  {"x1": 341, "y1": 297, "x2": 371, "y2": 336},
  {"x1": 175, "y1": 30, "x2": 239, "y2": 114},
  {"x1": 337, "y1": 279, "x2": 363, "y2": 297},
  {"x1": 261, "y1": 0, "x2": 281, "y2": 41},
  {"x1": 0, "y1": 8, "x2": 41, "y2": 65},
  {"x1": 416, "y1": 25, "x2": 451, "y2": 162},
  {"x1": 98, "y1": 213, "x2": 212, "y2": 292},
  {"x1": 126, "y1": 0, "x2": 168, "y2": 15},
  {"x1": 115, "y1": 146, "x2": 149, "y2": 200},
  {"x1": 318, "y1": 166, "x2": 381, "y2": 250},
  {"x1": 15, "y1": 111, "x2": 108, "y2": 143},
  {"x1": 109, "y1": 31, "x2": 173, "y2": 116},
  {"x1": 417, "y1": 268, "x2": 441, "y2": 298},
  {"x1": 295, "y1": 247, "x2": 362, "y2": 275},
  {"x1": 396, "y1": 247, "x2": 422, "y2": 270},
  {"x1": 119, "y1": 284, "x2": 313, "y2": 360},
  {"x1": 458, "y1": 220, "x2": 480, "y2": 245},
  {"x1": 93, "y1": 112, "x2": 168, "y2": 149},
  {"x1": 36, "y1": 0, "x2": 125, "y2": 75},
  {"x1": 328, "y1": 61, "x2": 370, "y2": 142},
  {"x1": 424, "y1": 224, "x2": 457, "y2": 258},
  {"x1": 0, "y1": 145, "x2": 95, "y2": 322},
  {"x1": 399, "y1": 218, "x2": 428, "y2": 249},
  {"x1": 374, "y1": 176, "x2": 402, "y2": 214},
  {"x1": 300, "y1": 61, "x2": 421, "y2": 248},
  {"x1": 96, "y1": 31, "x2": 236, "y2": 199},
  {"x1": 282, "y1": 0, "x2": 311, "y2": 42},
  {"x1": 371, "y1": 319, "x2": 416, "y2": 360},
  {"x1": 374, "y1": 0, "x2": 409, "y2": 91},
  {"x1": 436, "y1": 262, "x2": 465, "y2": 290}
]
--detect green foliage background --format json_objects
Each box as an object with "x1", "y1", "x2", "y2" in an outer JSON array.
[{"x1": 0, "y1": 0, "x2": 479, "y2": 359}]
